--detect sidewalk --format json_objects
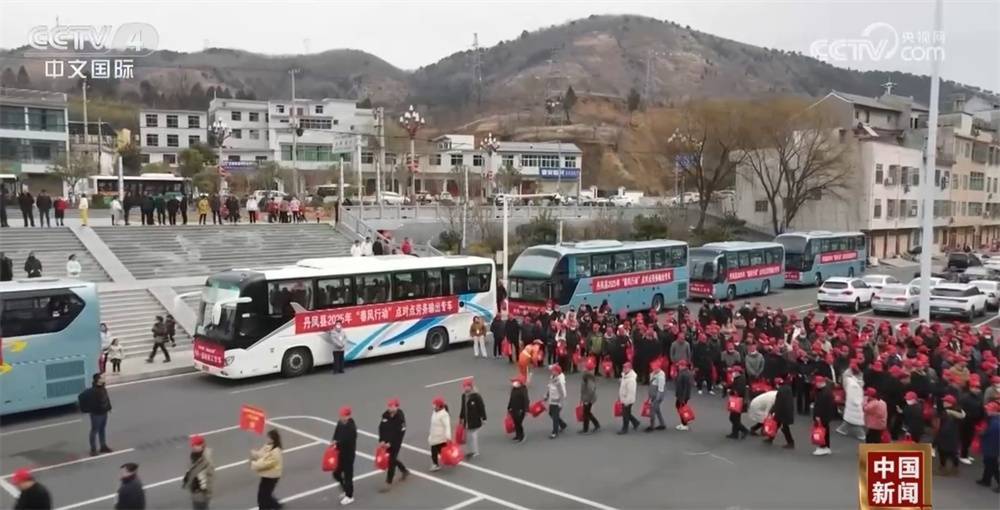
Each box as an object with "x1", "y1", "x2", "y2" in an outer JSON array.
[{"x1": 105, "y1": 349, "x2": 195, "y2": 384}]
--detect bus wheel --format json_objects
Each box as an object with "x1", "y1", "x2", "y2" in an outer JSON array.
[
  {"x1": 726, "y1": 285, "x2": 737, "y2": 301},
  {"x1": 651, "y1": 294, "x2": 664, "y2": 312},
  {"x1": 425, "y1": 327, "x2": 449, "y2": 354},
  {"x1": 761, "y1": 280, "x2": 770, "y2": 296},
  {"x1": 848, "y1": 267, "x2": 855, "y2": 277},
  {"x1": 281, "y1": 348, "x2": 313, "y2": 378}
]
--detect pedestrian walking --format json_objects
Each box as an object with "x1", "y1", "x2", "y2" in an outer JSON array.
[
  {"x1": 108, "y1": 338, "x2": 123, "y2": 373},
  {"x1": 78, "y1": 194, "x2": 89, "y2": 227},
  {"x1": 377, "y1": 398, "x2": 409, "y2": 492},
  {"x1": 726, "y1": 367, "x2": 750, "y2": 439},
  {"x1": 35, "y1": 189, "x2": 52, "y2": 227},
  {"x1": 546, "y1": 365, "x2": 568, "y2": 438},
  {"x1": 1, "y1": 252, "x2": 14, "y2": 281},
  {"x1": 165, "y1": 315, "x2": 177, "y2": 347},
  {"x1": 0, "y1": 184, "x2": 9, "y2": 228},
  {"x1": 210, "y1": 193, "x2": 222, "y2": 224},
  {"x1": 18, "y1": 189, "x2": 34, "y2": 227},
  {"x1": 976, "y1": 400, "x2": 1000, "y2": 492},
  {"x1": 66, "y1": 254, "x2": 82, "y2": 278},
  {"x1": 459, "y1": 378, "x2": 486, "y2": 458},
  {"x1": 12, "y1": 468, "x2": 52, "y2": 510},
  {"x1": 863, "y1": 387, "x2": 887, "y2": 444},
  {"x1": 77, "y1": 373, "x2": 113, "y2": 456},
  {"x1": 115, "y1": 463, "x2": 145, "y2": 510},
  {"x1": 53, "y1": 196, "x2": 66, "y2": 226},
  {"x1": 110, "y1": 196, "x2": 123, "y2": 226},
  {"x1": 645, "y1": 360, "x2": 667, "y2": 431},
  {"x1": 428, "y1": 396, "x2": 452, "y2": 471},
  {"x1": 372, "y1": 237, "x2": 384, "y2": 255},
  {"x1": 182, "y1": 435, "x2": 214, "y2": 510},
  {"x1": 154, "y1": 194, "x2": 166, "y2": 225},
  {"x1": 469, "y1": 316, "x2": 487, "y2": 358},
  {"x1": 197, "y1": 195, "x2": 209, "y2": 225},
  {"x1": 332, "y1": 406, "x2": 357, "y2": 505},
  {"x1": 326, "y1": 320, "x2": 347, "y2": 374},
  {"x1": 617, "y1": 362, "x2": 640, "y2": 434},
  {"x1": 837, "y1": 368, "x2": 866, "y2": 441},
  {"x1": 768, "y1": 378, "x2": 796, "y2": 449},
  {"x1": 180, "y1": 193, "x2": 189, "y2": 225},
  {"x1": 507, "y1": 375, "x2": 529, "y2": 442},
  {"x1": 100, "y1": 322, "x2": 111, "y2": 372},
  {"x1": 140, "y1": 192, "x2": 155, "y2": 225},
  {"x1": 24, "y1": 251, "x2": 42, "y2": 278},
  {"x1": 147, "y1": 316, "x2": 171, "y2": 363},
  {"x1": 674, "y1": 360, "x2": 694, "y2": 431},
  {"x1": 166, "y1": 195, "x2": 179, "y2": 225},
  {"x1": 812, "y1": 375, "x2": 836, "y2": 456},
  {"x1": 579, "y1": 371, "x2": 601, "y2": 433},
  {"x1": 250, "y1": 429, "x2": 283, "y2": 510},
  {"x1": 123, "y1": 191, "x2": 134, "y2": 225},
  {"x1": 935, "y1": 395, "x2": 966, "y2": 476},
  {"x1": 247, "y1": 195, "x2": 259, "y2": 224}
]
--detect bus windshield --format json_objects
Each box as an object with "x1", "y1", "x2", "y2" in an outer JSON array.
[
  {"x1": 509, "y1": 248, "x2": 560, "y2": 278},
  {"x1": 196, "y1": 280, "x2": 243, "y2": 340},
  {"x1": 777, "y1": 236, "x2": 809, "y2": 270},
  {"x1": 688, "y1": 249, "x2": 719, "y2": 281},
  {"x1": 509, "y1": 278, "x2": 550, "y2": 301}
]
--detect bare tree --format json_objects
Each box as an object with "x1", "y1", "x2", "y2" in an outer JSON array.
[
  {"x1": 742, "y1": 98, "x2": 852, "y2": 234},
  {"x1": 48, "y1": 153, "x2": 98, "y2": 196}
]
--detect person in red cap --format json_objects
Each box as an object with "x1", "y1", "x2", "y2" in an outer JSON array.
[
  {"x1": 959, "y1": 379, "x2": 985, "y2": 465},
  {"x1": 458, "y1": 378, "x2": 486, "y2": 458},
  {"x1": 183, "y1": 434, "x2": 214, "y2": 509},
  {"x1": 617, "y1": 362, "x2": 641, "y2": 434},
  {"x1": 377, "y1": 398, "x2": 409, "y2": 492},
  {"x1": 507, "y1": 375, "x2": 529, "y2": 443},
  {"x1": 935, "y1": 394, "x2": 967, "y2": 476},
  {"x1": 985, "y1": 375, "x2": 1000, "y2": 407},
  {"x1": 12, "y1": 468, "x2": 51, "y2": 510},
  {"x1": 332, "y1": 406, "x2": 357, "y2": 505},
  {"x1": 673, "y1": 360, "x2": 694, "y2": 431},
  {"x1": 976, "y1": 399, "x2": 1000, "y2": 492},
  {"x1": 812, "y1": 375, "x2": 836, "y2": 456},
  {"x1": 862, "y1": 387, "x2": 887, "y2": 444},
  {"x1": 899, "y1": 391, "x2": 925, "y2": 443},
  {"x1": 545, "y1": 365, "x2": 568, "y2": 439}
]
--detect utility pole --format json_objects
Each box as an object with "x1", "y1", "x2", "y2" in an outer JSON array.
[
  {"x1": 471, "y1": 33, "x2": 483, "y2": 107},
  {"x1": 355, "y1": 132, "x2": 364, "y2": 219},
  {"x1": 461, "y1": 164, "x2": 469, "y2": 252},
  {"x1": 375, "y1": 106, "x2": 385, "y2": 216},
  {"x1": 918, "y1": 0, "x2": 944, "y2": 321},
  {"x1": 79, "y1": 78, "x2": 88, "y2": 197},
  {"x1": 289, "y1": 69, "x2": 300, "y2": 197}
]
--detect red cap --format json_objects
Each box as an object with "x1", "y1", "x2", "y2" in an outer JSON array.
[
  {"x1": 432, "y1": 396, "x2": 446, "y2": 408},
  {"x1": 774, "y1": 377, "x2": 785, "y2": 386},
  {"x1": 511, "y1": 375, "x2": 526, "y2": 384},
  {"x1": 462, "y1": 377, "x2": 474, "y2": 389},
  {"x1": 339, "y1": 406, "x2": 352, "y2": 417},
  {"x1": 387, "y1": 397, "x2": 401, "y2": 407},
  {"x1": 189, "y1": 434, "x2": 205, "y2": 447},
  {"x1": 549, "y1": 364, "x2": 562, "y2": 375},
  {"x1": 992, "y1": 375, "x2": 1000, "y2": 385},
  {"x1": 904, "y1": 391, "x2": 918, "y2": 401},
  {"x1": 11, "y1": 468, "x2": 32, "y2": 484},
  {"x1": 864, "y1": 387, "x2": 877, "y2": 397},
  {"x1": 986, "y1": 400, "x2": 1000, "y2": 414},
  {"x1": 943, "y1": 394, "x2": 957, "y2": 405}
]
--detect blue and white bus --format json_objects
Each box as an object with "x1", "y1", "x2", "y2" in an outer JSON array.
[
  {"x1": 188, "y1": 255, "x2": 497, "y2": 379},
  {"x1": 776, "y1": 231, "x2": 867, "y2": 286},
  {"x1": 506, "y1": 239, "x2": 689, "y2": 316},
  {"x1": 688, "y1": 242, "x2": 785, "y2": 301},
  {"x1": 1, "y1": 279, "x2": 101, "y2": 415}
]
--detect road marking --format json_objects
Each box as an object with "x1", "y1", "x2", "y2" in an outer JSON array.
[
  {"x1": 709, "y1": 453, "x2": 736, "y2": 465},
  {"x1": 0, "y1": 419, "x2": 81, "y2": 437},
  {"x1": 197, "y1": 424, "x2": 243, "y2": 436},
  {"x1": 229, "y1": 382, "x2": 289, "y2": 394},
  {"x1": 267, "y1": 419, "x2": 532, "y2": 510},
  {"x1": 273, "y1": 415, "x2": 618, "y2": 510},
  {"x1": 443, "y1": 496, "x2": 485, "y2": 510},
  {"x1": 107, "y1": 371, "x2": 198, "y2": 388},
  {"x1": 54, "y1": 440, "x2": 324, "y2": 510},
  {"x1": 3, "y1": 448, "x2": 136, "y2": 479},
  {"x1": 243, "y1": 470, "x2": 382, "y2": 509},
  {"x1": 850, "y1": 309, "x2": 874, "y2": 317},
  {"x1": 425, "y1": 376, "x2": 472, "y2": 388},
  {"x1": 783, "y1": 303, "x2": 816, "y2": 311},
  {"x1": 391, "y1": 356, "x2": 432, "y2": 366},
  {"x1": 973, "y1": 314, "x2": 1000, "y2": 328},
  {"x1": 0, "y1": 476, "x2": 18, "y2": 498}
]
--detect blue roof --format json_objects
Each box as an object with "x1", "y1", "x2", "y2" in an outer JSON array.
[
  {"x1": 776, "y1": 231, "x2": 864, "y2": 239},
  {"x1": 527, "y1": 239, "x2": 687, "y2": 255},
  {"x1": 699, "y1": 241, "x2": 783, "y2": 251}
]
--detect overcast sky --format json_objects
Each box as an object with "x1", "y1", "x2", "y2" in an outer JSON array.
[{"x1": 3, "y1": 0, "x2": 998, "y2": 92}]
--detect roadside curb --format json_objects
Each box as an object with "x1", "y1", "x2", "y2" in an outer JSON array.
[{"x1": 107, "y1": 365, "x2": 196, "y2": 385}]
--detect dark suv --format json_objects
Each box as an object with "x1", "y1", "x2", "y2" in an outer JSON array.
[{"x1": 946, "y1": 252, "x2": 983, "y2": 272}]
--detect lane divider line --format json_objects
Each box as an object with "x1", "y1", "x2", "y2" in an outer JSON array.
[
  {"x1": 242, "y1": 470, "x2": 382, "y2": 510},
  {"x1": 443, "y1": 496, "x2": 485, "y2": 510},
  {"x1": 2, "y1": 448, "x2": 136, "y2": 479},
  {"x1": 229, "y1": 382, "x2": 289, "y2": 395},
  {"x1": 0, "y1": 419, "x2": 82, "y2": 437}
]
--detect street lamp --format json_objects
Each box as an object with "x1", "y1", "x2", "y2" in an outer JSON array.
[
  {"x1": 480, "y1": 132, "x2": 500, "y2": 196},
  {"x1": 398, "y1": 105, "x2": 425, "y2": 199},
  {"x1": 209, "y1": 119, "x2": 230, "y2": 193}
]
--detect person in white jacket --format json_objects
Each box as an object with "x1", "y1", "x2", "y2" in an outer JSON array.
[
  {"x1": 617, "y1": 362, "x2": 640, "y2": 434},
  {"x1": 837, "y1": 366, "x2": 866, "y2": 440},
  {"x1": 66, "y1": 254, "x2": 82, "y2": 278},
  {"x1": 428, "y1": 396, "x2": 451, "y2": 471},
  {"x1": 110, "y1": 197, "x2": 123, "y2": 226},
  {"x1": 350, "y1": 240, "x2": 362, "y2": 257},
  {"x1": 545, "y1": 365, "x2": 568, "y2": 439}
]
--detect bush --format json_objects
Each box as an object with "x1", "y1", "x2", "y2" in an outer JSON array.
[
  {"x1": 633, "y1": 214, "x2": 670, "y2": 240},
  {"x1": 515, "y1": 214, "x2": 558, "y2": 246},
  {"x1": 434, "y1": 230, "x2": 462, "y2": 253}
]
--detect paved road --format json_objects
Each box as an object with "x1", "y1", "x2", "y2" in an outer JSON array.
[{"x1": 2, "y1": 288, "x2": 998, "y2": 510}]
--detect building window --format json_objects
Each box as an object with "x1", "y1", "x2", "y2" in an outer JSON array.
[
  {"x1": 873, "y1": 199, "x2": 882, "y2": 218},
  {"x1": 361, "y1": 152, "x2": 374, "y2": 164},
  {"x1": 539, "y1": 155, "x2": 559, "y2": 167},
  {"x1": 521, "y1": 154, "x2": 540, "y2": 167},
  {"x1": 231, "y1": 129, "x2": 242, "y2": 139},
  {"x1": 228, "y1": 155, "x2": 241, "y2": 162},
  {"x1": 385, "y1": 153, "x2": 397, "y2": 165},
  {"x1": 910, "y1": 168, "x2": 919, "y2": 186},
  {"x1": 167, "y1": 134, "x2": 179, "y2": 147},
  {"x1": 163, "y1": 153, "x2": 177, "y2": 164},
  {"x1": 249, "y1": 129, "x2": 260, "y2": 140},
  {"x1": 315, "y1": 105, "x2": 324, "y2": 114},
  {"x1": 145, "y1": 134, "x2": 158, "y2": 147},
  {"x1": 145, "y1": 114, "x2": 158, "y2": 127},
  {"x1": 276, "y1": 105, "x2": 285, "y2": 114},
  {"x1": 249, "y1": 112, "x2": 259, "y2": 122},
  {"x1": 564, "y1": 156, "x2": 577, "y2": 167},
  {"x1": 908, "y1": 200, "x2": 918, "y2": 217},
  {"x1": 970, "y1": 171, "x2": 985, "y2": 191},
  {"x1": 166, "y1": 115, "x2": 178, "y2": 128},
  {"x1": 231, "y1": 111, "x2": 242, "y2": 121},
  {"x1": 473, "y1": 154, "x2": 483, "y2": 167},
  {"x1": 188, "y1": 115, "x2": 200, "y2": 128},
  {"x1": 296, "y1": 107, "x2": 304, "y2": 117},
  {"x1": 299, "y1": 118, "x2": 332, "y2": 130},
  {"x1": 188, "y1": 135, "x2": 200, "y2": 146},
  {"x1": 969, "y1": 202, "x2": 983, "y2": 216},
  {"x1": 450, "y1": 154, "x2": 463, "y2": 166},
  {"x1": 754, "y1": 200, "x2": 768, "y2": 212},
  {"x1": 31, "y1": 144, "x2": 51, "y2": 161},
  {"x1": 962, "y1": 174, "x2": 969, "y2": 190},
  {"x1": 874, "y1": 164, "x2": 883, "y2": 184},
  {"x1": 140, "y1": 153, "x2": 149, "y2": 164},
  {"x1": 502, "y1": 154, "x2": 514, "y2": 167},
  {"x1": 255, "y1": 155, "x2": 267, "y2": 162},
  {"x1": 964, "y1": 142, "x2": 972, "y2": 158},
  {"x1": 430, "y1": 154, "x2": 442, "y2": 166},
  {"x1": 887, "y1": 199, "x2": 897, "y2": 218}
]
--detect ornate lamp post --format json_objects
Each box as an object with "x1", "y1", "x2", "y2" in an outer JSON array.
[
  {"x1": 480, "y1": 132, "x2": 500, "y2": 196},
  {"x1": 398, "y1": 105, "x2": 425, "y2": 198},
  {"x1": 209, "y1": 119, "x2": 230, "y2": 193}
]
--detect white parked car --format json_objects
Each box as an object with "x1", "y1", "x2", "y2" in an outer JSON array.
[
  {"x1": 908, "y1": 277, "x2": 945, "y2": 289},
  {"x1": 968, "y1": 280, "x2": 1000, "y2": 310},
  {"x1": 872, "y1": 284, "x2": 920, "y2": 316},
  {"x1": 929, "y1": 283, "x2": 988, "y2": 321},
  {"x1": 817, "y1": 277, "x2": 875, "y2": 312},
  {"x1": 609, "y1": 195, "x2": 636, "y2": 207},
  {"x1": 378, "y1": 191, "x2": 409, "y2": 205},
  {"x1": 862, "y1": 274, "x2": 900, "y2": 290}
]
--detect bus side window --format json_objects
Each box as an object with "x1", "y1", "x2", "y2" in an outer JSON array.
[
  {"x1": 468, "y1": 265, "x2": 492, "y2": 293},
  {"x1": 425, "y1": 269, "x2": 443, "y2": 297},
  {"x1": 446, "y1": 268, "x2": 470, "y2": 294},
  {"x1": 725, "y1": 252, "x2": 739, "y2": 270},
  {"x1": 650, "y1": 250, "x2": 666, "y2": 269},
  {"x1": 668, "y1": 247, "x2": 687, "y2": 267},
  {"x1": 0, "y1": 292, "x2": 84, "y2": 336},
  {"x1": 749, "y1": 249, "x2": 764, "y2": 266},
  {"x1": 393, "y1": 271, "x2": 426, "y2": 300},
  {"x1": 738, "y1": 251, "x2": 750, "y2": 268},
  {"x1": 593, "y1": 254, "x2": 613, "y2": 275},
  {"x1": 575, "y1": 255, "x2": 591, "y2": 278},
  {"x1": 359, "y1": 274, "x2": 391, "y2": 304},
  {"x1": 614, "y1": 252, "x2": 634, "y2": 274},
  {"x1": 634, "y1": 250, "x2": 651, "y2": 271},
  {"x1": 317, "y1": 276, "x2": 355, "y2": 308}
]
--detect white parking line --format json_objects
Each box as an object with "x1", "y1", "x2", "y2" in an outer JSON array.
[
  {"x1": 443, "y1": 496, "x2": 485, "y2": 510},
  {"x1": 3, "y1": 448, "x2": 136, "y2": 479},
  {"x1": 107, "y1": 371, "x2": 198, "y2": 388},
  {"x1": 425, "y1": 376, "x2": 472, "y2": 389},
  {"x1": 54, "y1": 440, "x2": 324, "y2": 510},
  {"x1": 0, "y1": 477, "x2": 18, "y2": 498},
  {"x1": 783, "y1": 303, "x2": 816, "y2": 311},
  {"x1": 243, "y1": 470, "x2": 382, "y2": 509},
  {"x1": 229, "y1": 382, "x2": 289, "y2": 394},
  {"x1": 973, "y1": 314, "x2": 1000, "y2": 329},
  {"x1": 391, "y1": 356, "x2": 433, "y2": 366},
  {"x1": 0, "y1": 419, "x2": 81, "y2": 437},
  {"x1": 272, "y1": 415, "x2": 618, "y2": 510}
]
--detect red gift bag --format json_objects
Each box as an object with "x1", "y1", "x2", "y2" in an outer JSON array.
[
  {"x1": 763, "y1": 415, "x2": 779, "y2": 439},
  {"x1": 572, "y1": 350, "x2": 582, "y2": 367},
  {"x1": 727, "y1": 396, "x2": 743, "y2": 414},
  {"x1": 971, "y1": 436, "x2": 981, "y2": 454},
  {"x1": 641, "y1": 399, "x2": 652, "y2": 418},
  {"x1": 440, "y1": 441, "x2": 464, "y2": 466},
  {"x1": 529, "y1": 400, "x2": 546, "y2": 417},
  {"x1": 613, "y1": 399, "x2": 623, "y2": 417},
  {"x1": 880, "y1": 429, "x2": 891, "y2": 443},
  {"x1": 575, "y1": 403, "x2": 584, "y2": 422},
  {"x1": 501, "y1": 339, "x2": 512, "y2": 357},
  {"x1": 751, "y1": 381, "x2": 773, "y2": 394},
  {"x1": 810, "y1": 420, "x2": 827, "y2": 446},
  {"x1": 455, "y1": 424, "x2": 467, "y2": 445},
  {"x1": 833, "y1": 387, "x2": 845, "y2": 406},
  {"x1": 899, "y1": 433, "x2": 914, "y2": 444},
  {"x1": 321, "y1": 445, "x2": 340, "y2": 472},
  {"x1": 725, "y1": 368, "x2": 736, "y2": 386},
  {"x1": 669, "y1": 364, "x2": 679, "y2": 379},
  {"x1": 601, "y1": 358, "x2": 613, "y2": 377},
  {"x1": 503, "y1": 413, "x2": 515, "y2": 434},
  {"x1": 374, "y1": 445, "x2": 390, "y2": 471},
  {"x1": 585, "y1": 355, "x2": 597, "y2": 371},
  {"x1": 922, "y1": 400, "x2": 934, "y2": 421},
  {"x1": 678, "y1": 403, "x2": 695, "y2": 424},
  {"x1": 534, "y1": 349, "x2": 544, "y2": 364},
  {"x1": 556, "y1": 342, "x2": 567, "y2": 357}
]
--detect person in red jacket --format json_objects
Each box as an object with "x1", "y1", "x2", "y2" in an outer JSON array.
[
  {"x1": 863, "y1": 387, "x2": 888, "y2": 443},
  {"x1": 53, "y1": 196, "x2": 67, "y2": 226}
]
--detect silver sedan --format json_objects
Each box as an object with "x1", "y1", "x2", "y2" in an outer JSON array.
[{"x1": 872, "y1": 284, "x2": 920, "y2": 316}]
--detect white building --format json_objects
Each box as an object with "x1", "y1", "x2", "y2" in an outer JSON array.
[
  {"x1": 138, "y1": 109, "x2": 208, "y2": 165},
  {"x1": 495, "y1": 141, "x2": 582, "y2": 195},
  {"x1": 208, "y1": 98, "x2": 270, "y2": 164},
  {"x1": 0, "y1": 88, "x2": 70, "y2": 193}
]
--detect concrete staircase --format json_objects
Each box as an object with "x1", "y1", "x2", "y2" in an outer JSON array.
[
  {"x1": 99, "y1": 289, "x2": 192, "y2": 360},
  {"x1": 0, "y1": 227, "x2": 109, "y2": 281},
  {"x1": 174, "y1": 284, "x2": 204, "y2": 314},
  {"x1": 92, "y1": 224, "x2": 354, "y2": 279}
]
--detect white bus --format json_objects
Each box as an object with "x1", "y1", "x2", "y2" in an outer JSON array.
[
  {"x1": 187, "y1": 255, "x2": 497, "y2": 379},
  {"x1": 88, "y1": 173, "x2": 192, "y2": 199}
]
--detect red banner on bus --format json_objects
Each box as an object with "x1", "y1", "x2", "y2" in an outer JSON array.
[
  {"x1": 819, "y1": 250, "x2": 858, "y2": 264},
  {"x1": 592, "y1": 269, "x2": 674, "y2": 293},
  {"x1": 193, "y1": 338, "x2": 225, "y2": 368},
  {"x1": 689, "y1": 281, "x2": 715, "y2": 295},
  {"x1": 785, "y1": 271, "x2": 801, "y2": 281},
  {"x1": 507, "y1": 300, "x2": 547, "y2": 317},
  {"x1": 294, "y1": 296, "x2": 460, "y2": 334},
  {"x1": 727, "y1": 263, "x2": 782, "y2": 282}
]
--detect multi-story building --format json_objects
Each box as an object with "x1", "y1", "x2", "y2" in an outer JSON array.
[
  {"x1": 207, "y1": 98, "x2": 270, "y2": 164},
  {"x1": 734, "y1": 88, "x2": 1000, "y2": 258},
  {"x1": 137, "y1": 109, "x2": 208, "y2": 165},
  {"x1": 495, "y1": 141, "x2": 582, "y2": 195},
  {"x1": 0, "y1": 87, "x2": 69, "y2": 193},
  {"x1": 68, "y1": 121, "x2": 118, "y2": 174}
]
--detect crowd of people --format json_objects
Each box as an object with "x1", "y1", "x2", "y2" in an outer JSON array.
[
  {"x1": 0, "y1": 251, "x2": 89, "y2": 281},
  {"x1": 349, "y1": 236, "x2": 414, "y2": 257}
]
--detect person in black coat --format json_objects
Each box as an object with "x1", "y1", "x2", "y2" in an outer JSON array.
[
  {"x1": 24, "y1": 252, "x2": 42, "y2": 278},
  {"x1": 490, "y1": 316, "x2": 505, "y2": 358},
  {"x1": 377, "y1": 398, "x2": 408, "y2": 491},
  {"x1": 504, "y1": 317, "x2": 520, "y2": 363},
  {"x1": 726, "y1": 369, "x2": 750, "y2": 439},
  {"x1": 959, "y1": 386, "x2": 985, "y2": 462},
  {"x1": 0, "y1": 252, "x2": 12, "y2": 282},
  {"x1": 153, "y1": 194, "x2": 166, "y2": 225},
  {"x1": 812, "y1": 376, "x2": 837, "y2": 454},
  {"x1": 0, "y1": 184, "x2": 8, "y2": 228},
  {"x1": 459, "y1": 378, "x2": 487, "y2": 457},
  {"x1": 507, "y1": 376, "x2": 529, "y2": 442},
  {"x1": 35, "y1": 189, "x2": 52, "y2": 228},
  {"x1": 674, "y1": 361, "x2": 694, "y2": 429},
  {"x1": 209, "y1": 194, "x2": 221, "y2": 224},
  {"x1": 179, "y1": 194, "x2": 188, "y2": 225},
  {"x1": 332, "y1": 406, "x2": 357, "y2": 505},
  {"x1": 114, "y1": 463, "x2": 145, "y2": 510},
  {"x1": 935, "y1": 395, "x2": 966, "y2": 475},
  {"x1": 900, "y1": 392, "x2": 925, "y2": 442},
  {"x1": 166, "y1": 196, "x2": 179, "y2": 225},
  {"x1": 769, "y1": 378, "x2": 795, "y2": 448},
  {"x1": 18, "y1": 190, "x2": 34, "y2": 227},
  {"x1": 123, "y1": 191, "x2": 134, "y2": 225},
  {"x1": 12, "y1": 469, "x2": 51, "y2": 510},
  {"x1": 78, "y1": 373, "x2": 114, "y2": 455}
]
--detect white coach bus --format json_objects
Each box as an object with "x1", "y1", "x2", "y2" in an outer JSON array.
[{"x1": 186, "y1": 255, "x2": 497, "y2": 379}]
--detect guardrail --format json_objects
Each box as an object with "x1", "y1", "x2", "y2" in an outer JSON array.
[
  {"x1": 338, "y1": 205, "x2": 440, "y2": 257},
  {"x1": 345, "y1": 203, "x2": 679, "y2": 222}
]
